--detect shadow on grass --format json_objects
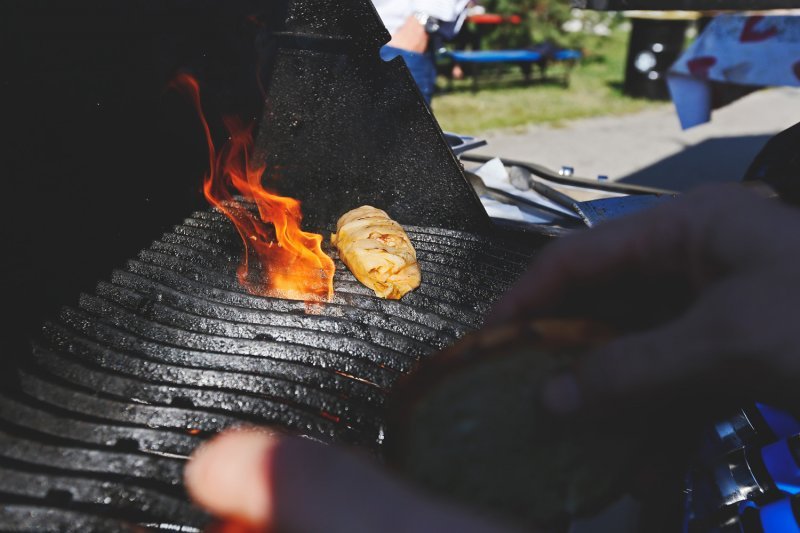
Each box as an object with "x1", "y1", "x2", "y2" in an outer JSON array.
[
  {"x1": 437, "y1": 73, "x2": 572, "y2": 95},
  {"x1": 607, "y1": 80, "x2": 624, "y2": 92},
  {"x1": 617, "y1": 135, "x2": 773, "y2": 191},
  {"x1": 604, "y1": 80, "x2": 673, "y2": 102}
]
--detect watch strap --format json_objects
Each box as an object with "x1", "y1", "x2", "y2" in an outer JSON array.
[{"x1": 413, "y1": 11, "x2": 440, "y2": 33}]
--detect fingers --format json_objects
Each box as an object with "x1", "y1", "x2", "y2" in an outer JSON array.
[
  {"x1": 185, "y1": 428, "x2": 520, "y2": 533},
  {"x1": 488, "y1": 184, "x2": 778, "y2": 326},
  {"x1": 488, "y1": 199, "x2": 691, "y2": 325},
  {"x1": 541, "y1": 311, "x2": 720, "y2": 415},
  {"x1": 387, "y1": 16, "x2": 429, "y2": 53},
  {"x1": 538, "y1": 269, "x2": 800, "y2": 418},
  {"x1": 184, "y1": 428, "x2": 275, "y2": 526}
]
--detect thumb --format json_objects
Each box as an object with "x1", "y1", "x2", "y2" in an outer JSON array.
[{"x1": 185, "y1": 428, "x2": 520, "y2": 533}]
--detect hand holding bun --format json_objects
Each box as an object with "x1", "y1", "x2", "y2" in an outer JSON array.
[{"x1": 385, "y1": 319, "x2": 643, "y2": 529}]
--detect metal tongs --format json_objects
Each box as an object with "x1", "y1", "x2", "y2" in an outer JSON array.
[
  {"x1": 464, "y1": 170, "x2": 583, "y2": 224},
  {"x1": 508, "y1": 165, "x2": 676, "y2": 227}
]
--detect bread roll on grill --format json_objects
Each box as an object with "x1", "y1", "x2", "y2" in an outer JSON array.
[{"x1": 331, "y1": 206, "x2": 421, "y2": 299}]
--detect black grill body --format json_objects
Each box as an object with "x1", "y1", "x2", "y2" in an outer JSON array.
[
  {"x1": 1, "y1": 0, "x2": 546, "y2": 530},
  {"x1": 1, "y1": 208, "x2": 538, "y2": 529},
  {"x1": 251, "y1": 2, "x2": 489, "y2": 232}
]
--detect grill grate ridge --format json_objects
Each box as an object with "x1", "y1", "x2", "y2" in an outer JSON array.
[
  {"x1": 114, "y1": 263, "x2": 465, "y2": 345},
  {"x1": 27, "y1": 343, "x2": 366, "y2": 445}
]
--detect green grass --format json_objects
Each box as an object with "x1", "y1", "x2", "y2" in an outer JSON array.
[{"x1": 431, "y1": 29, "x2": 667, "y2": 135}]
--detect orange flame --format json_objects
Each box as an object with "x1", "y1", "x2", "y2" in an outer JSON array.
[{"x1": 171, "y1": 74, "x2": 335, "y2": 301}]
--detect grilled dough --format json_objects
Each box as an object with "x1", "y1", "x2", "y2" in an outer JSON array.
[
  {"x1": 385, "y1": 319, "x2": 645, "y2": 529},
  {"x1": 331, "y1": 206, "x2": 421, "y2": 299}
]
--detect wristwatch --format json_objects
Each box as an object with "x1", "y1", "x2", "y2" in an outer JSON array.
[{"x1": 413, "y1": 11, "x2": 441, "y2": 34}]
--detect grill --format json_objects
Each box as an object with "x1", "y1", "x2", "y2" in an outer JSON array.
[
  {"x1": 0, "y1": 206, "x2": 538, "y2": 530},
  {"x1": 1, "y1": 2, "x2": 549, "y2": 527}
]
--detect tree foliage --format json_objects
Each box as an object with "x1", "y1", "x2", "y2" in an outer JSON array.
[{"x1": 474, "y1": 0, "x2": 619, "y2": 52}]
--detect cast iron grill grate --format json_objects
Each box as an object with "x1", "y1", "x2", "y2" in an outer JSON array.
[{"x1": 0, "y1": 205, "x2": 537, "y2": 531}]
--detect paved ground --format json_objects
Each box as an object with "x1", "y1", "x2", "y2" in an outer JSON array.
[{"x1": 472, "y1": 87, "x2": 800, "y2": 192}]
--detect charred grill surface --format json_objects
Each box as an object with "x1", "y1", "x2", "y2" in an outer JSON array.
[
  {"x1": 3, "y1": 0, "x2": 545, "y2": 530},
  {"x1": 0, "y1": 207, "x2": 538, "y2": 530}
]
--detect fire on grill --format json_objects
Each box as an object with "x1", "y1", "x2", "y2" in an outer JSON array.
[
  {"x1": 2, "y1": 1, "x2": 550, "y2": 531},
  {"x1": 0, "y1": 0, "x2": 588, "y2": 531},
  {"x1": 171, "y1": 73, "x2": 336, "y2": 303},
  {"x1": 172, "y1": 75, "x2": 424, "y2": 305}
]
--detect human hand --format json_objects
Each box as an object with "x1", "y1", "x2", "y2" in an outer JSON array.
[
  {"x1": 184, "y1": 428, "x2": 522, "y2": 533},
  {"x1": 489, "y1": 184, "x2": 800, "y2": 415},
  {"x1": 387, "y1": 15, "x2": 429, "y2": 54}
]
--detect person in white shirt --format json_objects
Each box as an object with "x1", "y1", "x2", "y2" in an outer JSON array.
[{"x1": 372, "y1": 0, "x2": 470, "y2": 104}]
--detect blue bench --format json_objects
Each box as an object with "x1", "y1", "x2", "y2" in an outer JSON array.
[
  {"x1": 442, "y1": 48, "x2": 582, "y2": 90},
  {"x1": 447, "y1": 50, "x2": 544, "y2": 64}
]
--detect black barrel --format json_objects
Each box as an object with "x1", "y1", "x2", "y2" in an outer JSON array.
[{"x1": 623, "y1": 14, "x2": 692, "y2": 100}]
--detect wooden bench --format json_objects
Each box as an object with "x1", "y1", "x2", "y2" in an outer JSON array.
[{"x1": 442, "y1": 48, "x2": 582, "y2": 91}]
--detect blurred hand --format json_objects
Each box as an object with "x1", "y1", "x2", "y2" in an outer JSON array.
[
  {"x1": 387, "y1": 15, "x2": 429, "y2": 54},
  {"x1": 489, "y1": 184, "x2": 800, "y2": 415},
  {"x1": 184, "y1": 185, "x2": 800, "y2": 531},
  {"x1": 185, "y1": 428, "x2": 521, "y2": 533}
]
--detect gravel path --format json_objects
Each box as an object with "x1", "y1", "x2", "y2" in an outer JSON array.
[{"x1": 472, "y1": 87, "x2": 800, "y2": 192}]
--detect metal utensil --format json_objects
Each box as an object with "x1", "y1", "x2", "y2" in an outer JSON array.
[
  {"x1": 509, "y1": 165, "x2": 583, "y2": 210},
  {"x1": 465, "y1": 171, "x2": 580, "y2": 221},
  {"x1": 509, "y1": 165, "x2": 586, "y2": 212},
  {"x1": 466, "y1": 154, "x2": 677, "y2": 196},
  {"x1": 509, "y1": 165, "x2": 676, "y2": 227},
  {"x1": 572, "y1": 195, "x2": 676, "y2": 227}
]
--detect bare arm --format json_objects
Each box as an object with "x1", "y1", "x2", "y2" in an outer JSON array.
[{"x1": 387, "y1": 15, "x2": 429, "y2": 53}]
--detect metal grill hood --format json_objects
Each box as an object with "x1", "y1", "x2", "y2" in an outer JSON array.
[{"x1": 250, "y1": 0, "x2": 489, "y2": 232}]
